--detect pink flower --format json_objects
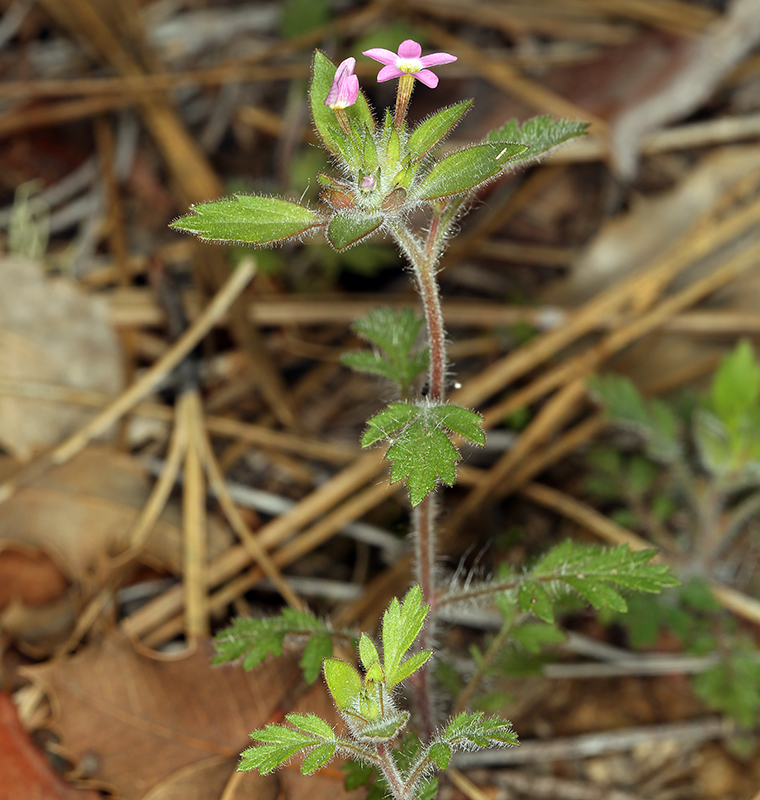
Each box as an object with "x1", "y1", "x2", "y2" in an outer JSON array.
[
  {"x1": 325, "y1": 57, "x2": 359, "y2": 109},
  {"x1": 362, "y1": 39, "x2": 456, "y2": 89}
]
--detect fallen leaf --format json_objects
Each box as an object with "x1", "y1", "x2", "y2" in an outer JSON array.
[
  {"x1": 22, "y1": 635, "x2": 355, "y2": 800},
  {"x1": 0, "y1": 690, "x2": 100, "y2": 800},
  {"x1": 0, "y1": 255, "x2": 123, "y2": 461},
  {"x1": 0, "y1": 545, "x2": 69, "y2": 610},
  {"x1": 0, "y1": 446, "x2": 232, "y2": 583}
]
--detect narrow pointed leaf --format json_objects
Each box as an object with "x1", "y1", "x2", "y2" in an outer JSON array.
[
  {"x1": 415, "y1": 143, "x2": 527, "y2": 201},
  {"x1": 485, "y1": 116, "x2": 589, "y2": 163},
  {"x1": 389, "y1": 649, "x2": 433, "y2": 687},
  {"x1": 359, "y1": 632, "x2": 380, "y2": 671},
  {"x1": 171, "y1": 195, "x2": 325, "y2": 245},
  {"x1": 327, "y1": 213, "x2": 383, "y2": 250},
  {"x1": 408, "y1": 100, "x2": 472, "y2": 161}
]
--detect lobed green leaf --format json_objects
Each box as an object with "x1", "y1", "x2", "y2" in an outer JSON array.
[
  {"x1": 710, "y1": 339, "x2": 760, "y2": 428},
  {"x1": 440, "y1": 711, "x2": 518, "y2": 750},
  {"x1": 382, "y1": 585, "x2": 430, "y2": 688},
  {"x1": 170, "y1": 195, "x2": 325, "y2": 246},
  {"x1": 362, "y1": 403, "x2": 420, "y2": 446},
  {"x1": 517, "y1": 580, "x2": 554, "y2": 623}
]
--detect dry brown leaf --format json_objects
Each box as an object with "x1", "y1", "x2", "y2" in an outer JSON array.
[
  {"x1": 22, "y1": 635, "x2": 354, "y2": 800},
  {"x1": 140, "y1": 755, "x2": 276, "y2": 800},
  {"x1": 0, "y1": 691, "x2": 100, "y2": 800},
  {"x1": 0, "y1": 446, "x2": 232, "y2": 582},
  {"x1": 0, "y1": 545, "x2": 69, "y2": 609},
  {"x1": 0, "y1": 255, "x2": 123, "y2": 461}
]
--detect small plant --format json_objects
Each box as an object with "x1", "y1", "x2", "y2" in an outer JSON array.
[
  {"x1": 172, "y1": 40, "x2": 679, "y2": 799},
  {"x1": 589, "y1": 340, "x2": 760, "y2": 727}
]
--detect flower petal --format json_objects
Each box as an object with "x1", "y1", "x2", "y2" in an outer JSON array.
[
  {"x1": 413, "y1": 69, "x2": 439, "y2": 88},
  {"x1": 362, "y1": 47, "x2": 398, "y2": 65},
  {"x1": 419, "y1": 52, "x2": 457, "y2": 68},
  {"x1": 377, "y1": 64, "x2": 404, "y2": 82},
  {"x1": 397, "y1": 39, "x2": 422, "y2": 59}
]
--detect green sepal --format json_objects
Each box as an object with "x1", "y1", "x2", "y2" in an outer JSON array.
[
  {"x1": 310, "y1": 50, "x2": 375, "y2": 159},
  {"x1": 327, "y1": 213, "x2": 383, "y2": 250},
  {"x1": 415, "y1": 142, "x2": 528, "y2": 201},
  {"x1": 323, "y1": 658, "x2": 362, "y2": 711},
  {"x1": 170, "y1": 195, "x2": 325, "y2": 245},
  {"x1": 517, "y1": 580, "x2": 554, "y2": 623},
  {"x1": 408, "y1": 100, "x2": 472, "y2": 162},
  {"x1": 359, "y1": 632, "x2": 381, "y2": 671},
  {"x1": 357, "y1": 710, "x2": 410, "y2": 741}
]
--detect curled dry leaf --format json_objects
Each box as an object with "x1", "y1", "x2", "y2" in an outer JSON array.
[
  {"x1": 0, "y1": 256, "x2": 124, "y2": 461},
  {"x1": 0, "y1": 691, "x2": 100, "y2": 800},
  {"x1": 0, "y1": 446, "x2": 233, "y2": 583},
  {"x1": 21, "y1": 636, "x2": 353, "y2": 800}
]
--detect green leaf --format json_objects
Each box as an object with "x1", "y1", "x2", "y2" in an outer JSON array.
[
  {"x1": 170, "y1": 195, "x2": 325, "y2": 245},
  {"x1": 323, "y1": 658, "x2": 363, "y2": 711},
  {"x1": 588, "y1": 374, "x2": 681, "y2": 463},
  {"x1": 693, "y1": 408, "x2": 734, "y2": 477},
  {"x1": 359, "y1": 632, "x2": 380, "y2": 671},
  {"x1": 430, "y1": 404, "x2": 485, "y2": 446},
  {"x1": 510, "y1": 621, "x2": 566, "y2": 654},
  {"x1": 327, "y1": 213, "x2": 383, "y2": 250},
  {"x1": 415, "y1": 143, "x2": 527, "y2": 201},
  {"x1": 692, "y1": 647, "x2": 760, "y2": 728},
  {"x1": 362, "y1": 403, "x2": 420, "y2": 446},
  {"x1": 530, "y1": 542, "x2": 680, "y2": 611},
  {"x1": 363, "y1": 402, "x2": 484, "y2": 506},
  {"x1": 428, "y1": 742, "x2": 451, "y2": 770},
  {"x1": 341, "y1": 307, "x2": 429, "y2": 395},
  {"x1": 626, "y1": 455, "x2": 658, "y2": 498},
  {"x1": 711, "y1": 340, "x2": 760, "y2": 428},
  {"x1": 213, "y1": 608, "x2": 346, "y2": 682},
  {"x1": 286, "y1": 713, "x2": 334, "y2": 739},
  {"x1": 310, "y1": 51, "x2": 375, "y2": 160},
  {"x1": 300, "y1": 632, "x2": 333, "y2": 684},
  {"x1": 563, "y1": 576, "x2": 628, "y2": 613},
  {"x1": 407, "y1": 100, "x2": 472, "y2": 161},
  {"x1": 388, "y1": 419, "x2": 459, "y2": 506},
  {"x1": 382, "y1": 585, "x2": 430, "y2": 689},
  {"x1": 484, "y1": 115, "x2": 589, "y2": 163},
  {"x1": 242, "y1": 724, "x2": 318, "y2": 775},
  {"x1": 389, "y1": 649, "x2": 433, "y2": 685},
  {"x1": 301, "y1": 742, "x2": 337, "y2": 774},
  {"x1": 518, "y1": 580, "x2": 554, "y2": 623},
  {"x1": 440, "y1": 712, "x2": 518, "y2": 750}
]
